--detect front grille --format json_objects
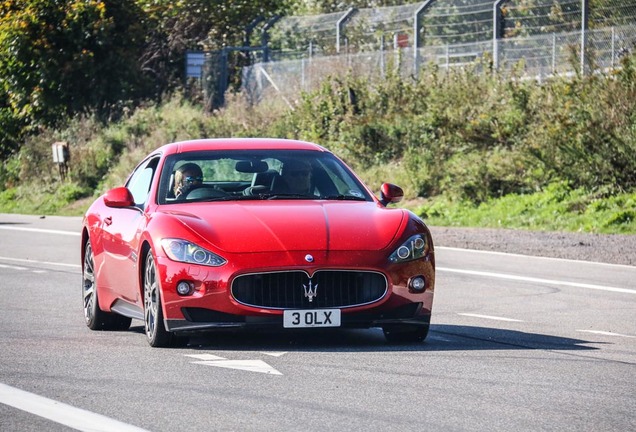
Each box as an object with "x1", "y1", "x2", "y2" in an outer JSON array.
[{"x1": 231, "y1": 270, "x2": 387, "y2": 309}]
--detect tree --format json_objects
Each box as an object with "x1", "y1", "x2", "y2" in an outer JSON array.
[
  {"x1": 0, "y1": 0, "x2": 147, "y2": 156},
  {"x1": 134, "y1": 0, "x2": 292, "y2": 110}
]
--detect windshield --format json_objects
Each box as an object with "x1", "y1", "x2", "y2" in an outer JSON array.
[{"x1": 157, "y1": 149, "x2": 372, "y2": 204}]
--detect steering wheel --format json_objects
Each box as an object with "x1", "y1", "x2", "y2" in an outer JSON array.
[{"x1": 184, "y1": 186, "x2": 228, "y2": 200}]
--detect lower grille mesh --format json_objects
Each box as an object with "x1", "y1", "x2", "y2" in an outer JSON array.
[{"x1": 231, "y1": 270, "x2": 387, "y2": 309}]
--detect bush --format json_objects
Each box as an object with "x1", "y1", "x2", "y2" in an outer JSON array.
[{"x1": 2, "y1": 53, "x2": 636, "y2": 235}]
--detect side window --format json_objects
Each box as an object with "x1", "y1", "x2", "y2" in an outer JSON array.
[{"x1": 127, "y1": 157, "x2": 159, "y2": 207}]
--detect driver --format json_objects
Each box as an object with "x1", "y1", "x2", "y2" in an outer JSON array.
[
  {"x1": 276, "y1": 159, "x2": 313, "y2": 194},
  {"x1": 174, "y1": 163, "x2": 203, "y2": 199}
]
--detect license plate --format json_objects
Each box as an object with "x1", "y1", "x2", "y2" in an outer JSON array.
[{"x1": 283, "y1": 309, "x2": 341, "y2": 328}]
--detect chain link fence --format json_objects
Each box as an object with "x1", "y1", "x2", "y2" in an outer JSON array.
[{"x1": 241, "y1": 0, "x2": 636, "y2": 105}]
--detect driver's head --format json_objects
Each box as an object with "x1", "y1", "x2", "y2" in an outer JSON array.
[
  {"x1": 174, "y1": 163, "x2": 203, "y2": 196},
  {"x1": 281, "y1": 159, "x2": 312, "y2": 194}
]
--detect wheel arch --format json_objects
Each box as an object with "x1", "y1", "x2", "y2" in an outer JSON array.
[
  {"x1": 139, "y1": 240, "x2": 153, "y2": 301},
  {"x1": 81, "y1": 228, "x2": 90, "y2": 267}
]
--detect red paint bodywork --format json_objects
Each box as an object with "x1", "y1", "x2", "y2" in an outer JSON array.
[{"x1": 81, "y1": 139, "x2": 435, "y2": 335}]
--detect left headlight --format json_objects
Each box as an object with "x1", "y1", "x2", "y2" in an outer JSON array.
[
  {"x1": 161, "y1": 238, "x2": 226, "y2": 267},
  {"x1": 388, "y1": 234, "x2": 428, "y2": 264}
]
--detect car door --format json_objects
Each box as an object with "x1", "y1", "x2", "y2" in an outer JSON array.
[{"x1": 101, "y1": 156, "x2": 159, "y2": 305}]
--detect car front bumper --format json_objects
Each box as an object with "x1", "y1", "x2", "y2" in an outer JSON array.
[{"x1": 155, "y1": 249, "x2": 435, "y2": 333}]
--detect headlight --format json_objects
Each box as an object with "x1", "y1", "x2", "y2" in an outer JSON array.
[
  {"x1": 161, "y1": 239, "x2": 226, "y2": 267},
  {"x1": 388, "y1": 234, "x2": 428, "y2": 263}
]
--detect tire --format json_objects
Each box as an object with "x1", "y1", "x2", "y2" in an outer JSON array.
[
  {"x1": 82, "y1": 240, "x2": 131, "y2": 331},
  {"x1": 382, "y1": 324, "x2": 430, "y2": 344},
  {"x1": 143, "y1": 252, "x2": 173, "y2": 347}
]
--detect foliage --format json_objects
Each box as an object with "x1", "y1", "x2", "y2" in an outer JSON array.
[
  {"x1": 136, "y1": 0, "x2": 289, "y2": 94},
  {"x1": 416, "y1": 182, "x2": 636, "y2": 234},
  {"x1": 289, "y1": 1, "x2": 420, "y2": 15},
  {"x1": 1, "y1": 32, "x2": 636, "y2": 235},
  {"x1": 0, "y1": 0, "x2": 149, "y2": 157},
  {"x1": 0, "y1": 0, "x2": 292, "y2": 158}
]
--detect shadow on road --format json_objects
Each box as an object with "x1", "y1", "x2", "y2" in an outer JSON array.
[{"x1": 139, "y1": 324, "x2": 604, "y2": 353}]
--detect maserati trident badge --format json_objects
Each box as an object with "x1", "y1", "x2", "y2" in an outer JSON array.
[{"x1": 303, "y1": 279, "x2": 318, "y2": 302}]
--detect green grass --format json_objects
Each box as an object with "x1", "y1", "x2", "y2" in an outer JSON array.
[
  {"x1": 0, "y1": 182, "x2": 92, "y2": 216},
  {"x1": 2, "y1": 179, "x2": 634, "y2": 235},
  {"x1": 415, "y1": 182, "x2": 636, "y2": 234}
]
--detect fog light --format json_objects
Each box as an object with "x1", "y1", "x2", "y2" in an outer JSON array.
[
  {"x1": 176, "y1": 281, "x2": 193, "y2": 296},
  {"x1": 409, "y1": 276, "x2": 426, "y2": 292}
]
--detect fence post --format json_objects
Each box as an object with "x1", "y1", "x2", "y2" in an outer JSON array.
[
  {"x1": 413, "y1": 0, "x2": 434, "y2": 77},
  {"x1": 611, "y1": 27, "x2": 616, "y2": 68},
  {"x1": 552, "y1": 33, "x2": 557, "y2": 74},
  {"x1": 219, "y1": 48, "x2": 229, "y2": 107},
  {"x1": 336, "y1": 8, "x2": 357, "y2": 54},
  {"x1": 244, "y1": 17, "x2": 264, "y2": 46},
  {"x1": 580, "y1": 0, "x2": 589, "y2": 74},
  {"x1": 380, "y1": 35, "x2": 386, "y2": 78},
  {"x1": 445, "y1": 44, "x2": 450, "y2": 70},
  {"x1": 261, "y1": 15, "x2": 281, "y2": 63},
  {"x1": 493, "y1": 0, "x2": 508, "y2": 71}
]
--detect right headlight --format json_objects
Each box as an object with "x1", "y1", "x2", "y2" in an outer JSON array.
[
  {"x1": 388, "y1": 234, "x2": 428, "y2": 264},
  {"x1": 161, "y1": 238, "x2": 226, "y2": 267}
]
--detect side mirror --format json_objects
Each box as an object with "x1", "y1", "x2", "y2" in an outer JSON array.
[
  {"x1": 104, "y1": 187, "x2": 135, "y2": 208},
  {"x1": 380, "y1": 183, "x2": 403, "y2": 206}
]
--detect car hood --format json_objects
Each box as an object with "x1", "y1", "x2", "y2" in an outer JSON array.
[{"x1": 162, "y1": 201, "x2": 406, "y2": 253}]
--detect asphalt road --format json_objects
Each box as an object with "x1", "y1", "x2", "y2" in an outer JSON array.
[{"x1": 1, "y1": 213, "x2": 635, "y2": 432}]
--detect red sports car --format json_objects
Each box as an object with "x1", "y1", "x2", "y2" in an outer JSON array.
[{"x1": 81, "y1": 138, "x2": 435, "y2": 347}]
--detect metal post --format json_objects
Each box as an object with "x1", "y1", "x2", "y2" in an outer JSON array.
[
  {"x1": 380, "y1": 35, "x2": 385, "y2": 78},
  {"x1": 307, "y1": 42, "x2": 313, "y2": 89},
  {"x1": 301, "y1": 58, "x2": 305, "y2": 90},
  {"x1": 261, "y1": 15, "x2": 281, "y2": 63},
  {"x1": 244, "y1": 17, "x2": 264, "y2": 46},
  {"x1": 336, "y1": 8, "x2": 357, "y2": 54},
  {"x1": 552, "y1": 33, "x2": 557, "y2": 74},
  {"x1": 394, "y1": 33, "x2": 399, "y2": 73},
  {"x1": 413, "y1": 1, "x2": 434, "y2": 77},
  {"x1": 493, "y1": 0, "x2": 508, "y2": 71},
  {"x1": 611, "y1": 27, "x2": 616, "y2": 68},
  {"x1": 580, "y1": 0, "x2": 589, "y2": 74},
  {"x1": 445, "y1": 44, "x2": 450, "y2": 70}
]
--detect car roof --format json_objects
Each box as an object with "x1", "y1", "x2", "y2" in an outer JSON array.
[{"x1": 156, "y1": 138, "x2": 329, "y2": 155}]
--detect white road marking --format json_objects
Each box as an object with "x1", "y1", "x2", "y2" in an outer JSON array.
[
  {"x1": 0, "y1": 263, "x2": 27, "y2": 271},
  {"x1": 261, "y1": 352, "x2": 288, "y2": 357},
  {"x1": 0, "y1": 226, "x2": 80, "y2": 236},
  {"x1": 0, "y1": 382, "x2": 150, "y2": 432},
  {"x1": 0, "y1": 224, "x2": 633, "y2": 270},
  {"x1": 458, "y1": 313, "x2": 524, "y2": 322},
  {"x1": 438, "y1": 266, "x2": 636, "y2": 295},
  {"x1": 3, "y1": 222, "x2": 633, "y2": 299},
  {"x1": 437, "y1": 246, "x2": 636, "y2": 269},
  {"x1": 192, "y1": 360, "x2": 283, "y2": 375},
  {"x1": 577, "y1": 330, "x2": 635, "y2": 338},
  {"x1": 0, "y1": 256, "x2": 80, "y2": 269},
  {"x1": 185, "y1": 354, "x2": 227, "y2": 361}
]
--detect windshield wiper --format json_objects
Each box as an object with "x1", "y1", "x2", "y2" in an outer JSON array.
[
  {"x1": 188, "y1": 196, "x2": 234, "y2": 202},
  {"x1": 322, "y1": 195, "x2": 367, "y2": 201},
  {"x1": 264, "y1": 193, "x2": 312, "y2": 200}
]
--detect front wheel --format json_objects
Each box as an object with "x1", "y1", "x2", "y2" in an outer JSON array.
[
  {"x1": 82, "y1": 239, "x2": 131, "y2": 331},
  {"x1": 143, "y1": 252, "x2": 174, "y2": 347}
]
